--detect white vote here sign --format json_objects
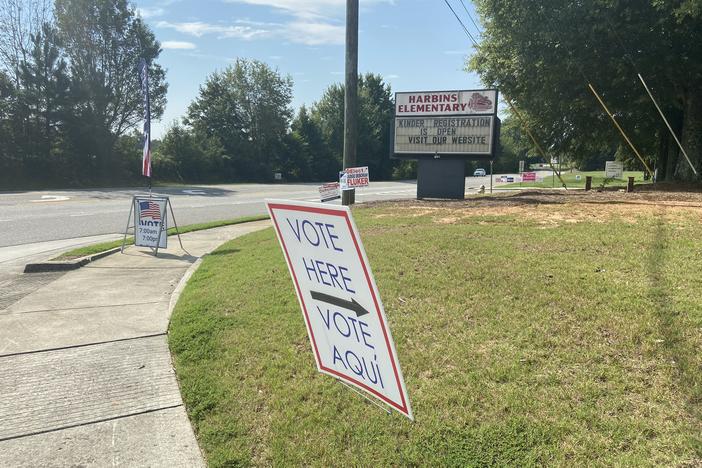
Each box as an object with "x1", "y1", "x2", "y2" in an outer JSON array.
[{"x1": 266, "y1": 200, "x2": 413, "y2": 419}]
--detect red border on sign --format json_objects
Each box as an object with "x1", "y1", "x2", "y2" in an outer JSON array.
[{"x1": 268, "y1": 203, "x2": 409, "y2": 416}]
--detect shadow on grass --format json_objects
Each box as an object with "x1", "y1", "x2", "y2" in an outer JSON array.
[
  {"x1": 646, "y1": 208, "x2": 702, "y2": 443},
  {"x1": 207, "y1": 248, "x2": 241, "y2": 256}
]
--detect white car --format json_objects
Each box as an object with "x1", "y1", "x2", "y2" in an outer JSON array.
[{"x1": 473, "y1": 168, "x2": 486, "y2": 177}]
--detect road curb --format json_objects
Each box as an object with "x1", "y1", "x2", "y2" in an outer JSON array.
[{"x1": 23, "y1": 247, "x2": 122, "y2": 273}]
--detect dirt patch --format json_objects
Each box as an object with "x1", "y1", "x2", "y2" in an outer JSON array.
[{"x1": 359, "y1": 190, "x2": 702, "y2": 225}]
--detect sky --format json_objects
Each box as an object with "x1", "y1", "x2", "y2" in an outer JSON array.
[{"x1": 135, "y1": 0, "x2": 484, "y2": 138}]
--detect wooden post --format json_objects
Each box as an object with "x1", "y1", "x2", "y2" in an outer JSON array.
[
  {"x1": 342, "y1": 0, "x2": 358, "y2": 206},
  {"x1": 585, "y1": 176, "x2": 592, "y2": 191},
  {"x1": 627, "y1": 177, "x2": 635, "y2": 192}
]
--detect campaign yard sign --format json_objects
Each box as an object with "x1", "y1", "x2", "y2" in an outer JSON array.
[
  {"x1": 134, "y1": 197, "x2": 167, "y2": 248},
  {"x1": 522, "y1": 172, "x2": 536, "y2": 182},
  {"x1": 319, "y1": 182, "x2": 341, "y2": 203},
  {"x1": 339, "y1": 166, "x2": 370, "y2": 191},
  {"x1": 266, "y1": 200, "x2": 413, "y2": 419}
]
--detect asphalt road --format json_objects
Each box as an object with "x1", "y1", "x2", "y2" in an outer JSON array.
[
  {"x1": 0, "y1": 176, "x2": 522, "y2": 248},
  {"x1": 0, "y1": 174, "x2": 532, "y2": 312}
]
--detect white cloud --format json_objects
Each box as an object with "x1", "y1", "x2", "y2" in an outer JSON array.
[
  {"x1": 220, "y1": 0, "x2": 390, "y2": 44},
  {"x1": 155, "y1": 18, "x2": 343, "y2": 45},
  {"x1": 156, "y1": 21, "x2": 270, "y2": 40},
  {"x1": 227, "y1": 0, "x2": 392, "y2": 15},
  {"x1": 226, "y1": 0, "x2": 343, "y2": 17},
  {"x1": 152, "y1": 0, "x2": 390, "y2": 47},
  {"x1": 162, "y1": 41, "x2": 197, "y2": 50},
  {"x1": 286, "y1": 20, "x2": 343, "y2": 45},
  {"x1": 137, "y1": 7, "x2": 165, "y2": 18}
]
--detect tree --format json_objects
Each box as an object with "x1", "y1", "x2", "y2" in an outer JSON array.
[
  {"x1": 311, "y1": 83, "x2": 344, "y2": 176},
  {"x1": 17, "y1": 23, "x2": 70, "y2": 177},
  {"x1": 186, "y1": 59, "x2": 293, "y2": 181},
  {"x1": 310, "y1": 73, "x2": 395, "y2": 180},
  {"x1": 290, "y1": 105, "x2": 333, "y2": 181},
  {"x1": 0, "y1": 69, "x2": 17, "y2": 182},
  {"x1": 154, "y1": 122, "x2": 225, "y2": 182},
  {"x1": 470, "y1": 0, "x2": 702, "y2": 180},
  {"x1": 493, "y1": 115, "x2": 530, "y2": 173},
  {"x1": 55, "y1": 0, "x2": 167, "y2": 179},
  {"x1": 0, "y1": 0, "x2": 50, "y2": 84}
]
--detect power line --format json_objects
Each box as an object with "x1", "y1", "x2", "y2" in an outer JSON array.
[
  {"x1": 439, "y1": 0, "x2": 569, "y2": 189},
  {"x1": 459, "y1": 0, "x2": 482, "y2": 35},
  {"x1": 442, "y1": 0, "x2": 479, "y2": 47}
]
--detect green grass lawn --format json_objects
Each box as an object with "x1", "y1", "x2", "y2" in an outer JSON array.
[
  {"x1": 502, "y1": 170, "x2": 649, "y2": 189},
  {"x1": 169, "y1": 193, "x2": 702, "y2": 466},
  {"x1": 53, "y1": 215, "x2": 269, "y2": 260}
]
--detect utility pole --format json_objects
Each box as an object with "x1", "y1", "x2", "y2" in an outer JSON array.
[{"x1": 342, "y1": 0, "x2": 358, "y2": 206}]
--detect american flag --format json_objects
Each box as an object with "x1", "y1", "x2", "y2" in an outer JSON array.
[
  {"x1": 139, "y1": 58, "x2": 152, "y2": 178},
  {"x1": 139, "y1": 201, "x2": 161, "y2": 220}
]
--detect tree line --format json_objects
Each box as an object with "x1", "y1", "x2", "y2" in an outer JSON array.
[
  {"x1": 0, "y1": 0, "x2": 414, "y2": 189},
  {"x1": 470, "y1": 0, "x2": 702, "y2": 181},
  {"x1": 0, "y1": 0, "x2": 166, "y2": 188},
  {"x1": 155, "y1": 63, "x2": 414, "y2": 184}
]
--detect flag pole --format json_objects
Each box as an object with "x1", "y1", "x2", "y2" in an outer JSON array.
[{"x1": 139, "y1": 58, "x2": 153, "y2": 198}]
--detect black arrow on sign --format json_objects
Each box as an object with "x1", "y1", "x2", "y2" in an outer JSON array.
[{"x1": 310, "y1": 291, "x2": 369, "y2": 317}]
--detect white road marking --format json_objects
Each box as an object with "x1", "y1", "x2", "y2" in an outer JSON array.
[
  {"x1": 182, "y1": 189, "x2": 207, "y2": 195},
  {"x1": 30, "y1": 195, "x2": 71, "y2": 202}
]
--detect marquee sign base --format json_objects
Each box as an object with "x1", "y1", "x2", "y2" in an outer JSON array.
[{"x1": 417, "y1": 158, "x2": 466, "y2": 199}]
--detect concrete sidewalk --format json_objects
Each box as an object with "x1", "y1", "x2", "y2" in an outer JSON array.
[{"x1": 0, "y1": 220, "x2": 270, "y2": 467}]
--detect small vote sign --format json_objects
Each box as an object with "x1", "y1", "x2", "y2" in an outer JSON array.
[{"x1": 266, "y1": 200, "x2": 413, "y2": 419}]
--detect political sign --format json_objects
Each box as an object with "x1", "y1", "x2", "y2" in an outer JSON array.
[
  {"x1": 605, "y1": 161, "x2": 624, "y2": 179},
  {"x1": 134, "y1": 197, "x2": 167, "y2": 248},
  {"x1": 266, "y1": 200, "x2": 413, "y2": 419},
  {"x1": 339, "y1": 166, "x2": 369, "y2": 191},
  {"x1": 319, "y1": 182, "x2": 341, "y2": 203},
  {"x1": 522, "y1": 172, "x2": 536, "y2": 182}
]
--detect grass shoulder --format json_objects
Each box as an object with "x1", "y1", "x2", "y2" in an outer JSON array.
[
  {"x1": 54, "y1": 215, "x2": 269, "y2": 260},
  {"x1": 501, "y1": 170, "x2": 649, "y2": 189},
  {"x1": 169, "y1": 192, "x2": 702, "y2": 466}
]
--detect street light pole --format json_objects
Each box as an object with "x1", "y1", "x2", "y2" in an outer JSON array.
[{"x1": 342, "y1": 0, "x2": 358, "y2": 206}]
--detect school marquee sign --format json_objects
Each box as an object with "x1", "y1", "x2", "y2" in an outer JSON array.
[{"x1": 393, "y1": 89, "x2": 498, "y2": 156}]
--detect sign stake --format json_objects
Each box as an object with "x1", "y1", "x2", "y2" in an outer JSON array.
[
  {"x1": 338, "y1": 380, "x2": 392, "y2": 415},
  {"x1": 121, "y1": 199, "x2": 135, "y2": 253}
]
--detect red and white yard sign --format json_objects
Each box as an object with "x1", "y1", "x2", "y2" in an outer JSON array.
[
  {"x1": 522, "y1": 172, "x2": 536, "y2": 182},
  {"x1": 266, "y1": 200, "x2": 413, "y2": 419}
]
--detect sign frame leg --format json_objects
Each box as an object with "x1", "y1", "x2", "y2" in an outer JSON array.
[{"x1": 121, "y1": 197, "x2": 136, "y2": 253}]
